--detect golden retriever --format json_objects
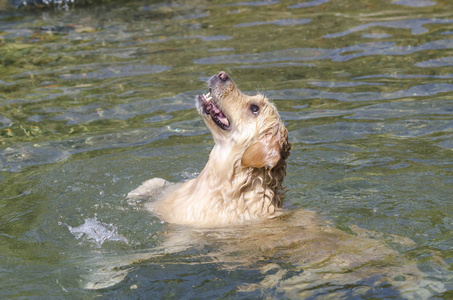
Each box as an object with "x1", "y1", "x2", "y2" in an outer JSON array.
[
  {"x1": 90, "y1": 72, "x2": 446, "y2": 296},
  {"x1": 128, "y1": 71, "x2": 291, "y2": 226}
]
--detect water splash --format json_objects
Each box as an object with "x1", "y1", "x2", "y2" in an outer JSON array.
[{"x1": 67, "y1": 217, "x2": 128, "y2": 247}]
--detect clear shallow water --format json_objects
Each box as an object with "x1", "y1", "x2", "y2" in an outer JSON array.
[{"x1": 0, "y1": 0, "x2": 452, "y2": 298}]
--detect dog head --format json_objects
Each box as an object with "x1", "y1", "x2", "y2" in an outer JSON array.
[{"x1": 196, "y1": 71, "x2": 290, "y2": 170}]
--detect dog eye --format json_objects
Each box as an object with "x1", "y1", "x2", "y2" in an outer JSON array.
[{"x1": 250, "y1": 104, "x2": 259, "y2": 115}]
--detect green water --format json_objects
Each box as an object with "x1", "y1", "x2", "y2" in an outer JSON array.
[{"x1": 1, "y1": 0, "x2": 452, "y2": 298}]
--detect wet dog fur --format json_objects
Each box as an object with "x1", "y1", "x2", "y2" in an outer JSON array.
[{"x1": 129, "y1": 71, "x2": 290, "y2": 227}]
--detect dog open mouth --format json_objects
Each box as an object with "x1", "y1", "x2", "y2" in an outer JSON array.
[{"x1": 198, "y1": 92, "x2": 230, "y2": 130}]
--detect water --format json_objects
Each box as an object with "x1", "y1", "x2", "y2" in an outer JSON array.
[{"x1": 1, "y1": 0, "x2": 452, "y2": 298}]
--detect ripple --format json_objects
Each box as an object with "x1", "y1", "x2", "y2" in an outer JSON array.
[
  {"x1": 27, "y1": 115, "x2": 44, "y2": 122},
  {"x1": 194, "y1": 48, "x2": 332, "y2": 64},
  {"x1": 354, "y1": 73, "x2": 453, "y2": 79},
  {"x1": 0, "y1": 121, "x2": 208, "y2": 172},
  {"x1": 283, "y1": 100, "x2": 453, "y2": 122},
  {"x1": 196, "y1": 35, "x2": 233, "y2": 42},
  {"x1": 60, "y1": 65, "x2": 172, "y2": 80},
  {"x1": 288, "y1": 0, "x2": 330, "y2": 9},
  {"x1": 231, "y1": 62, "x2": 316, "y2": 69},
  {"x1": 324, "y1": 19, "x2": 453, "y2": 38},
  {"x1": 0, "y1": 28, "x2": 33, "y2": 39},
  {"x1": 291, "y1": 122, "x2": 382, "y2": 144},
  {"x1": 193, "y1": 39, "x2": 453, "y2": 63},
  {"x1": 144, "y1": 115, "x2": 173, "y2": 123},
  {"x1": 0, "y1": 114, "x2": 12, "y2": 127},
  {"x1": 281, "y1": 109, "x2": 348, "y2": 121},
  {"x1": 361, "y1": 33, "x2": 393, "y2": 39},
  {"x1": 391, "y1": 0, "x2": 437, "y2": 7},
  {"x1": 137, "y1": 34, "x2": 233, "y2": 45},
  {"x1": 225, "y1": 0, "x2": 281, "y2": 6},
  {"x1": 291, "y1": 119, "x2": 453, "y2": 144},
  {"x1": 309, "y1": 81, "x2": 384, "y2": 87},
  {"x1": 1, "y1": 84, "x2": 83, "y2": 105},
  {"x1": 346, "y1": 100, "x2": 453, "y2": 120},
  {"x1": 266, "y1": 83, "x2": 453, "y2": 102},
  {"x1": 390, "y1": 120, "x2": 453, "y2": 138},
  {"x1": 0, "y1": 145, "x2": 70, "y2": 173},
  {"x1": 415, "y1": 57, "x2": 453, "y2": 67},
  {"x1": 60, "y1": 47, "x2": 141, "y2": 59},
  {"x1": 234, "y1": 19, "x2": 311, "y2": 28},
  {"x1": 0, "y1": 79, "x2": 17, "y2": 87},
  {"x1": 172, "y1": 13, "x2": 210, "y2": 20},
  {"x1": 208, "y1": 47, "x2": 236, "y2": 52},
  {"x1": 13, "y1": 62, "x2": 171, "y2": 80},
  {"x1": 436, "y1": 135, "x2": 453, "y2": 150},
  {"x1": 51, "y1": 91, "x2": 197, "y2": 124}
]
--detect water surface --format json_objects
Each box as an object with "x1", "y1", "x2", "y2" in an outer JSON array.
[{"x1": 1, "y1": 0, "x2": 452, "y2": 298}]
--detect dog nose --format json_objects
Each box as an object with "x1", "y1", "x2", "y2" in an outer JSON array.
[{"x1": 219, "y1": 71, "x2": 229, "y2": 81}]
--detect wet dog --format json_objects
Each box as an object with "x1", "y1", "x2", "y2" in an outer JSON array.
[
  {"x1": 111, "y1": 72, "x2": 446, "y2": 297},
  {"x1": 129, "y1": 71, "x2": 290, "y2": 226}
]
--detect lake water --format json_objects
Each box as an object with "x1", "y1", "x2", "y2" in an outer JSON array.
[{"x1": 1, "y1": 0, "x2": 452, "y2": 298}]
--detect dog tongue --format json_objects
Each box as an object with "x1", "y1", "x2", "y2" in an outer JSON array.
[
  {"x1": 217, "y1": 111, "x2": 229, "y2": 127},
  {"x1": 208, "y1": 102, "x2": 229, "y2": 127},
  {"x1": 211, "y1": 103, "x2": 221, "y2": 114}
]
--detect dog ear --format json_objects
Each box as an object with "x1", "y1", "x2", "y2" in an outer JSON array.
[{"x1": 242, "y1": 133, "x2": 282, "y2": 169}]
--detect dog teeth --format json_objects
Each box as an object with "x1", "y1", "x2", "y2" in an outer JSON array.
[{"x1": 204, "y1": 93, "x2": 212, "y2": 102}]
